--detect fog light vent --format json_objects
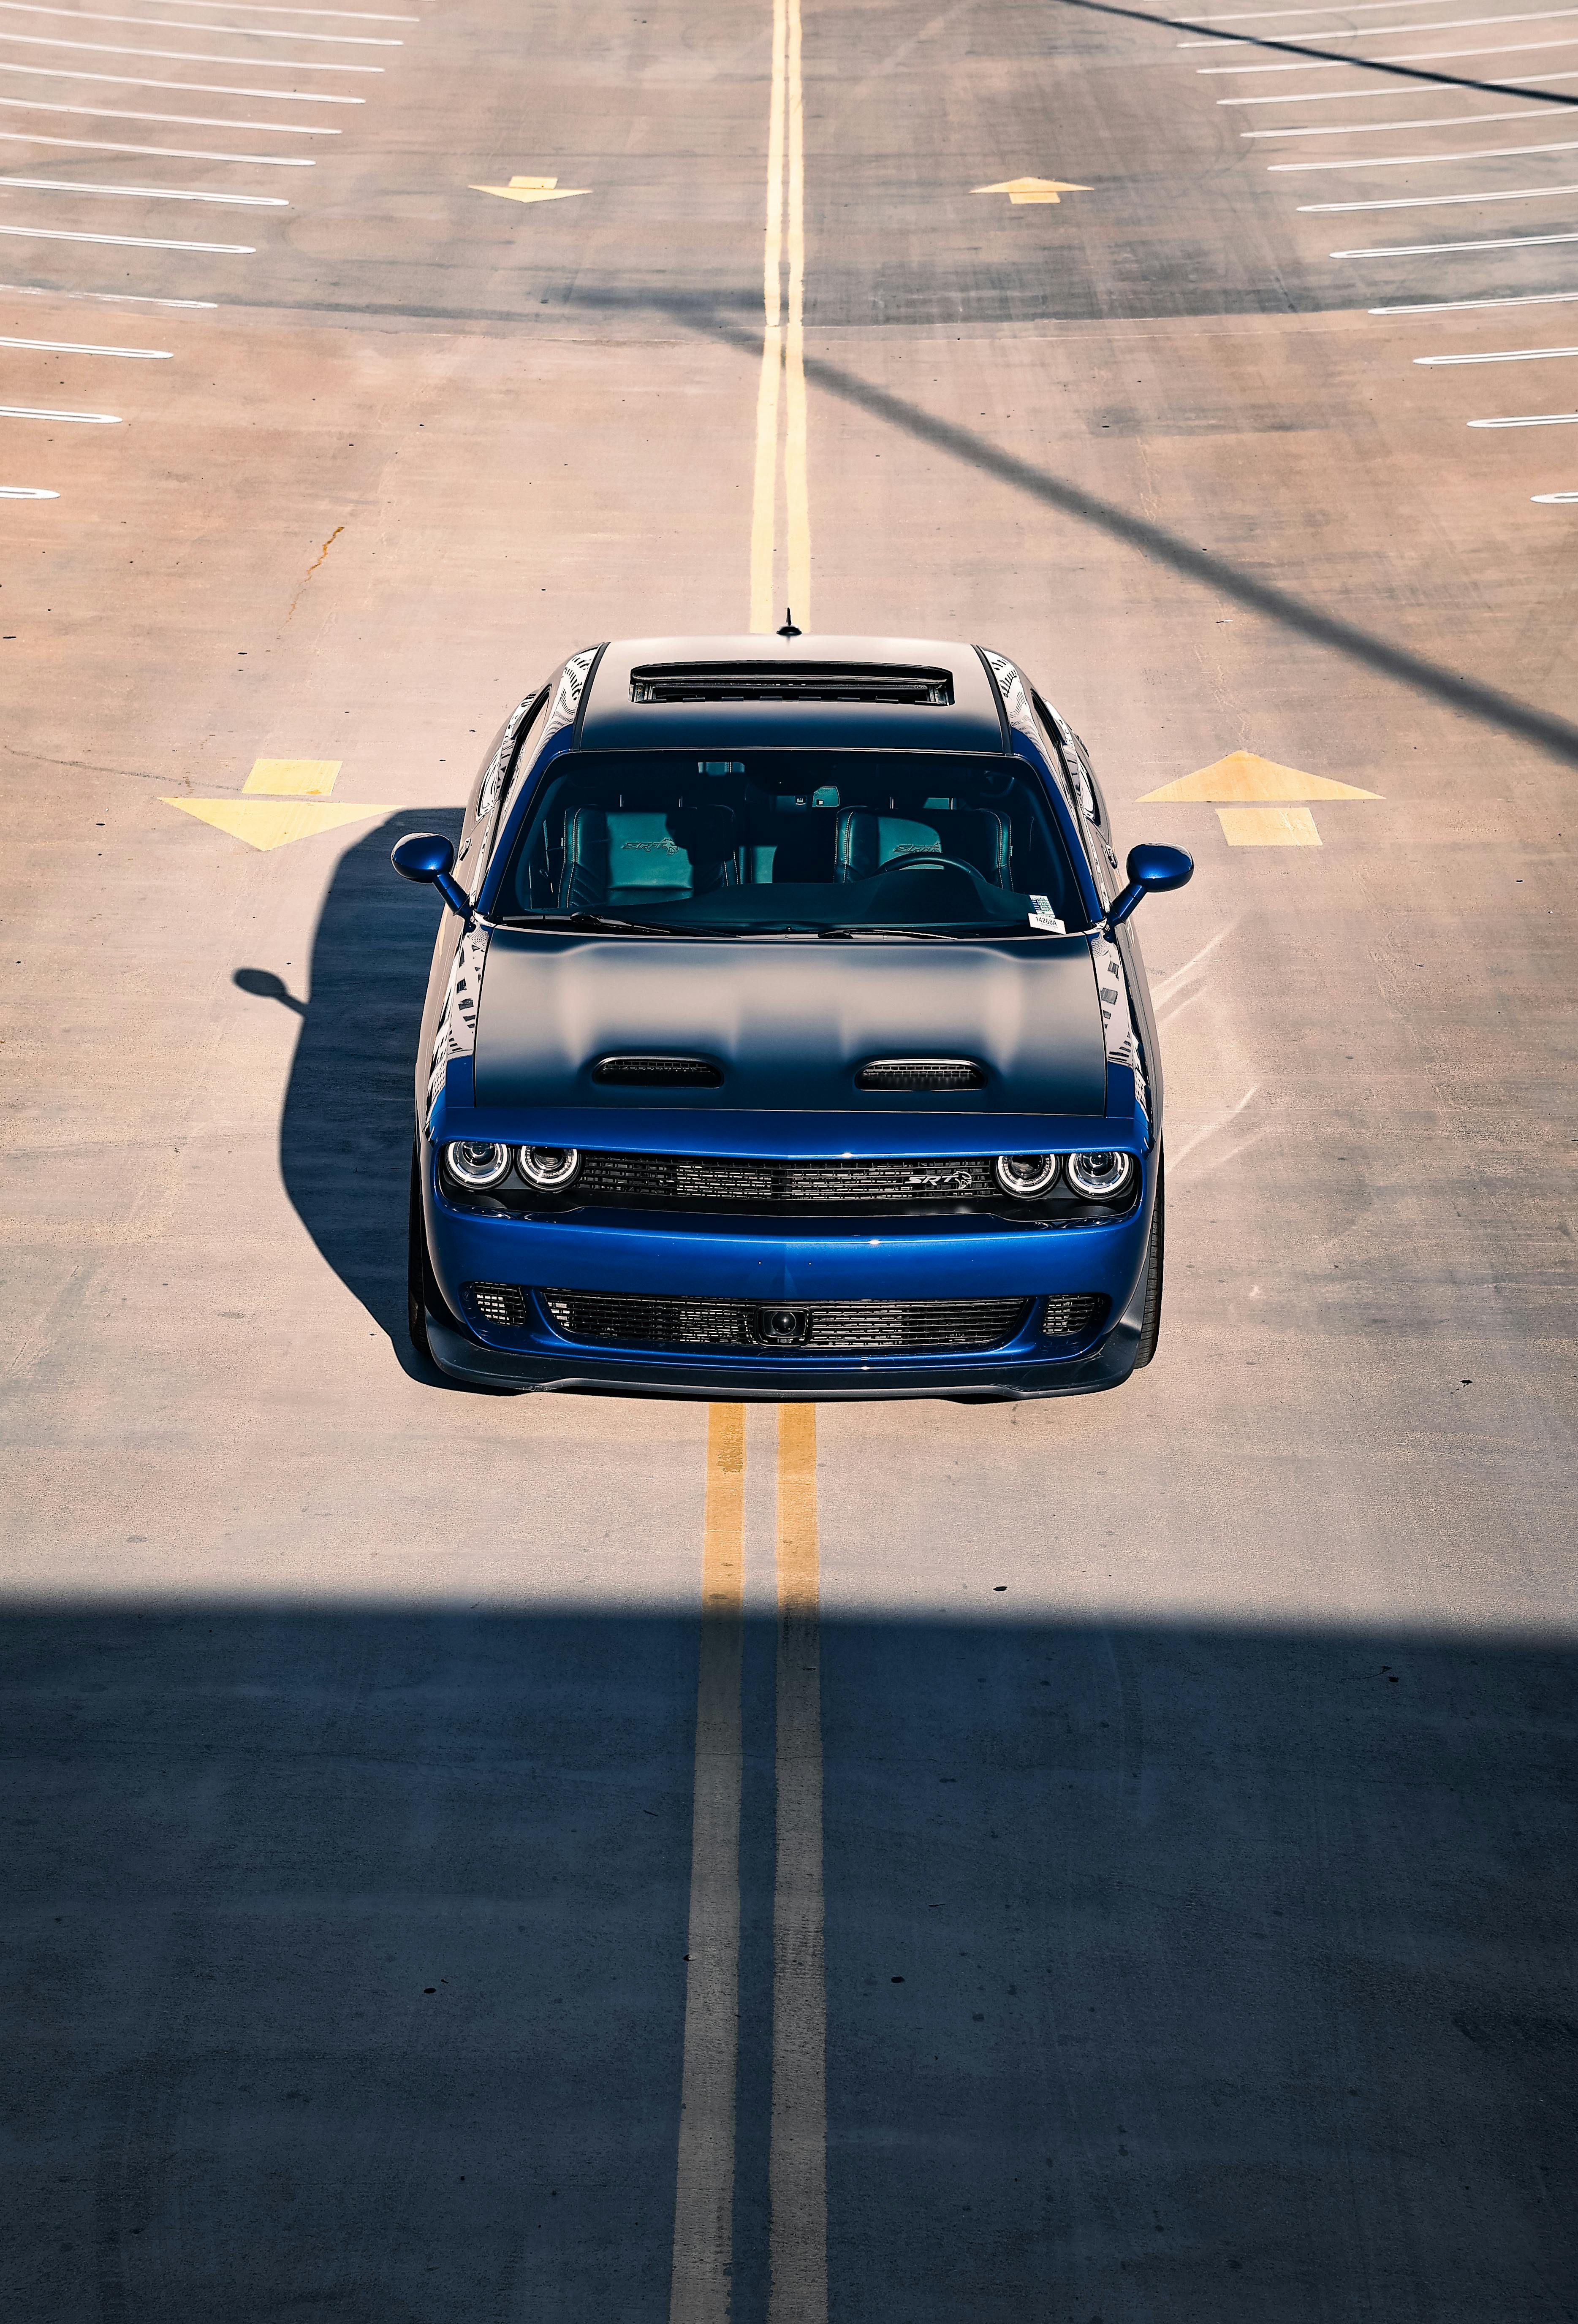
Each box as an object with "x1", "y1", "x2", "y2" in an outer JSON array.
[
  {"x1": 462, "y1": 1281, "x2": 530, "y2": 1329},
  {"x1": 1040, "y1": 1294, "x2": 1109, "y2": 1340}
]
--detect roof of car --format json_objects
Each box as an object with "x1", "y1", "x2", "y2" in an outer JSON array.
[{"x1": 576, "y1": 634, "x2": 1009, "y2": 755}]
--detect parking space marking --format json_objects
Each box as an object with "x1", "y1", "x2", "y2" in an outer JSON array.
[
  {"x1": 160, "y1": 795, "x2": 392, "y2": 847},
  {"x1": 1418, "y1": 341, "x2": 1578, "y2": 357},
  {"x1": 0, "y1": 398, "x2": 118, "y2": 417},
  {"x1": 770, "y1": 1402, "x2": 826, "y2": 2324},
  {"x1": 0, "y1": 329, "x2": 169, "y2": 352},
  {"x1": 1220, "y1": 64, "x2": 1578, "y2": 101},
  {"x1": 0, "y1": 96, "x2": 339, "y2": 130},
  {"x1": 1199, "y1": 31, "x2": 1578, "y2": 70},
  {"x1": 0, "y1": 220, "x2": 253, "y2": 247},
  {"x1": 1302, "y1": 180, "x2": 1578, "y2": 209},
  {"x1": 1272, "y1": 132, "x2": 1578, "y2": 167},
  {"x1": 0, "y1": 33, "x2": 382, "y2": 71},
  {"x1": 1469, "y1": 406, "x2": 1578, "y2": 421},
  {"x1": 0, "y1": 5, "x2": 403, "y2": 46},
  {"x1": 1181, "y1": 5, "x2": 1578, "y2": 48},
  {"x1": 0, "y1": 173, "x2": 287, "y2": 200},
  {"x1": 1335, "y1": 225, "x2": 1578, "y2": 254},
  {"x1": 1372, "y1": 285, "x2": 1578, "y2": 309},
  {"x1": 243, "y1": 756, "x2": 340, "y2": 794},
  {"x1": 1244, "y1": 103, "x2": 1573, "y2": 134},
  {"x1": 0, "y1": 125, "x2": 312, "y2": 158},
  {"x1": 0, "y1": 62, "x2": 365, "y2": 99},
  {"x1": 668, "y1": 1403, "x2": 745, "y2": 2324},
  {"x1": 0, "y1": 277, "x2": 216, "y2": 303}
]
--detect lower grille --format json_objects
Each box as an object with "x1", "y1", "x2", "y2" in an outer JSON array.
[
  {"x1": 541, "y1": 1291, "x2": 1032, "y2": 1354},
  {"x1": 1040, "y1": 1293, "x2": 1108, "y2": 1338},
  {"x1": 462, "y1": 1281, "x2": 530, "y2": 1329}
]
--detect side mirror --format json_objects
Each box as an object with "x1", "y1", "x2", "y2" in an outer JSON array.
[
  {"x1": 391, "y1": 832, "x2": 473, "y2": 924},
  {"x1": 1105, "y1": 843, "x2": 1193, "y2": 933}
]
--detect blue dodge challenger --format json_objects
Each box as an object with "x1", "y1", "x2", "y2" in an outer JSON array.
[{"x1": 393, "y1": 634, "x2": 1191, "y2": 1400}]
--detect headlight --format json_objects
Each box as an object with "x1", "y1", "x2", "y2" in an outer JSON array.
[
  {"x1": 995, "y1": 1152, "x2": 1059, "y2": 1199},
  {"x1": 1066, "y1": 1150, "x2": 1135, "y2": 1200},
  {"x1": 443, "y1": 1139, "x2": 511, "y2": 1190},
  {"x1": 518, "y1": 1144, "x2": 581, "y2": 1190}
]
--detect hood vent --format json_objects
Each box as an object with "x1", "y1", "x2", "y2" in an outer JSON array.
[
  {"x1": 858, "y1": 1058, "x2": 987, "y2": 1093},
  {"x1": 629, "y1": 661, "x2": 953, "y2": 707},
  {"x1": 592, "y1": 1054, "x2": 724, "y2": 1087}
]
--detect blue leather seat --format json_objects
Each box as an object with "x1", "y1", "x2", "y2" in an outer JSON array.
[
  {"x1": 833, "y1": 806, "x2": 1011, "y2": 885},
  {"x1": 560, "y1": 807, "x2": 738, "y2": 909}
]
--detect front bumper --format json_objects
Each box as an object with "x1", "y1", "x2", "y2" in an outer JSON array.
[{"x1": 417, "y1": 1136, "x2": 1155, "y2": 1402}]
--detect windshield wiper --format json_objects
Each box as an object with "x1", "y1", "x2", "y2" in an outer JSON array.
[
  {"x1": 816, "y1": 924, "x2": 971, "y2": 941},
  {"x1": 497, "y1": 910, "x2": 680, "y2": 935}
]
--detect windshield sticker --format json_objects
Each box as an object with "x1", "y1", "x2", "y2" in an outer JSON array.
[{"x1": 1029, "y1": 894, "x2": 1065, "y2": 933}]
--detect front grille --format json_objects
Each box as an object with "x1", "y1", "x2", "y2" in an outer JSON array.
[
  {"x1": 1040, "y1": 1293, "x2": 1109, "y2": 1339},
  {"x1": 571, "y1": 1152, "x2": 1003, "y2": 1207},
  {"x1": 857, "y1": 1058, "x2": 986, "y2": 1092},
  {"x1": 541, "y1": 1291, "x2": 1032, "y2": 1353},
  {"x1": 463, "y1": 1281, "x2": 530, "y2": 1329},
  {"x1": 628, "y1": 661, "x2": 953, "y2": 707},
  {"x1": 592, "y1": 1055, "x2": 723, "y2": 1087}
]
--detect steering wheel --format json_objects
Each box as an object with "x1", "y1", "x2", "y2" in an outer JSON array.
[{"x1": 881, "y1": 850, "x2": 983, "y2": 879}]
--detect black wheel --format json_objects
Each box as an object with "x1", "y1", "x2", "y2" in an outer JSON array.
[
  {"x1": 408, "y1": 1139, "x2": 437, "y2": 1367},
  {"x1": 1132, "y1": 1149, "x2": 1165, "y2": 1368}
]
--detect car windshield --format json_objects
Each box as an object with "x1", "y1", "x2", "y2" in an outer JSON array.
[{"x1": 492, "y1": 750, "x2": 1086, "y2": 935}]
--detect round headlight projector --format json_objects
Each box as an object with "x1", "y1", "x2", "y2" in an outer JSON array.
[
  {"x1": 1065, "y1": 1149, "x2": 1135, "y2": 1200},
  {"x1": 443, "y1": 1139, "x2": 511, "y2": 1190},
  {"x1": 517, "y1": 1145, "x2": 581, "y2": 1191},
  {"x1": 994, "y1": 1153, "x2": 1059, "y2": 1199}
]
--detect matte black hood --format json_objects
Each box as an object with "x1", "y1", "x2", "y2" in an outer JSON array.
[{"x1": 473, "y1": 933, "x2": 1108, "y2": 1116}]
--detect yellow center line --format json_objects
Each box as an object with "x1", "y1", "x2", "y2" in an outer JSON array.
[
  {"x1": 668, "y1": 1403, "x2": 746, "y2": 2324},
  {"x1": 749, "y1": 0, "x2": 810, "y2": 633},
  {"x1": 769, "y1": 1402, "x2": 827, "y2": 2324}
]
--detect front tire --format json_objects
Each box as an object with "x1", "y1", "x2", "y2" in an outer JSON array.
[{"x1": 1131, "y1": 1149, "x2": 1165, "y2": 1368}]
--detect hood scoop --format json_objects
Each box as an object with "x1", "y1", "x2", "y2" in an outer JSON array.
[
  {"x1": 857, "y1": 1058, "x2": 986, "y2": 1093},
  {"x1": 592, "y1": 1054, "x2": 724, "y2": 1087}
]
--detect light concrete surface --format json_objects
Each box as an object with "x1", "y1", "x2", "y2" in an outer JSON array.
[{"x1": 3, "y1": 0, "x2": 1576, "y2": 2316}]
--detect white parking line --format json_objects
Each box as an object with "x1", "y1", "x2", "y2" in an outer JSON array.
[
  {"x1": 0, "y1": 59, "x2": 362, "y2": 96},
  {"x1": 0, "y1": 219, "x2": 252, "y2": 247},
  {"x1": 1334, "y1": 224, "x2": 1578, "y2": 251},
  {"x1": 0, "y1": 399, "x2": 118, "y2": 417},
  {"x1": 0, "y1": 328, "x2": 169, "y2": 350},
  {"x1": 1416, "y1": 341, "x2": 1578, "y2": 357},
  {"x1": 1271, "y1": 133, "x2": 1578, "y2": 165},
  {"x1": 1372, "y1": 285, "x2": 1578, "y2": 308},
  {"x1": 0, "y1": 479, "x2": 54, "y2": 491},
  {"x1": 1183, "y1": 6, "x2": 1578, "y2": 47},
  {"x1": 1301, "y1": 177, "x2": 1578, "y2": 206},
  {"x1": 0, "y1": 127, "x2": 312, "y2": 158},
  {"x1": 1200, "y1": 32, "x2": 1578, "y2": 70},
  {"x1": 0, "y1": 94, "x2": 337, "y2": 128},
  {"x1": 1469, "y1": 407, "x2": 1578, "y2": 421},
  {"x1": 0, "y1": 172, "x2": 286, "y2": 201},
  {"x1": 153, "y1": 3, "x2": 415, "y2": 18},
  {"x1": 0, "y1": 276, "x2": 216, "y2": 301},
  {"x1": 0, "y1": 5, "x2": 402, "y2": 45},
  {"x1": 1219, "y1": 63, "x2": 1578, "y2": 98},
  {"x1": 0, "y1": 32, "x2": 381, "y2": 66},
  {"x1": 1184, "y1": 0, "x2": 1537, "y2": 18},
  {"x1": 1243, "y1": 103, "x2": 1572, "y2": 132}
]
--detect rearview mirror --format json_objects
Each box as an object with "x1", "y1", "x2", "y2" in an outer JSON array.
[
  {"x1": 391, "y1": 832, "x2": 473, "y2": 924},
  {"x1": 1105, "y1": 843, "x2": 1193, "y2": 934}
]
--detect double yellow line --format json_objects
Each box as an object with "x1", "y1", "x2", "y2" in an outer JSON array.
[
  {"x1": 749, "y1": 0, "x2": 811, "y2": 636},
  {"x1": 668, "y1": 1405, "x2": 826, "y2": 2324}
]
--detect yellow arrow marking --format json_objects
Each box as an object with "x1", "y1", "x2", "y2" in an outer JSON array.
[
  {"x1": 471, "y1": 174, "x2": 588, "y2": 205},
  {"x1": 1217, "y1": 806, "x2": 1322, "y2": 848},
  {"x1": 973, "y1": 176, "x2": 1092, "y2": 204},
  {"x1": 161, "y1": 797, "x2": 393, "y2": 852},
  {"x1": 243, "y1": 757, "x2": 341, "y2": 797},
  {"x1": 1141, "y1": 751, "x2": 1380, "y2": 804}
]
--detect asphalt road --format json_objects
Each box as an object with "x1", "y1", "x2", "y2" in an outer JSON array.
[{"x1": 3, "y1": 0, "x2": 1577, "y2": 2318}]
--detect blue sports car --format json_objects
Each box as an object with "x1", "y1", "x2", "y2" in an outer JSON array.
[{"x1": 393, "y1": 634, "x2": 1192, "y2": 1400}]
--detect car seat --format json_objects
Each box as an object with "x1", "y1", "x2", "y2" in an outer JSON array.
[
  {"x1": 833, "y1": 806, "x2": 1011, "y2": 884},
  {"x1": 559, "y1": 806, "x2": 739, "y2": 909}
]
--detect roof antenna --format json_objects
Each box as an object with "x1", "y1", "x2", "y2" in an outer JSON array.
[{"x1": 777, "y1": 607, "x2": 801, "y2": 638}]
